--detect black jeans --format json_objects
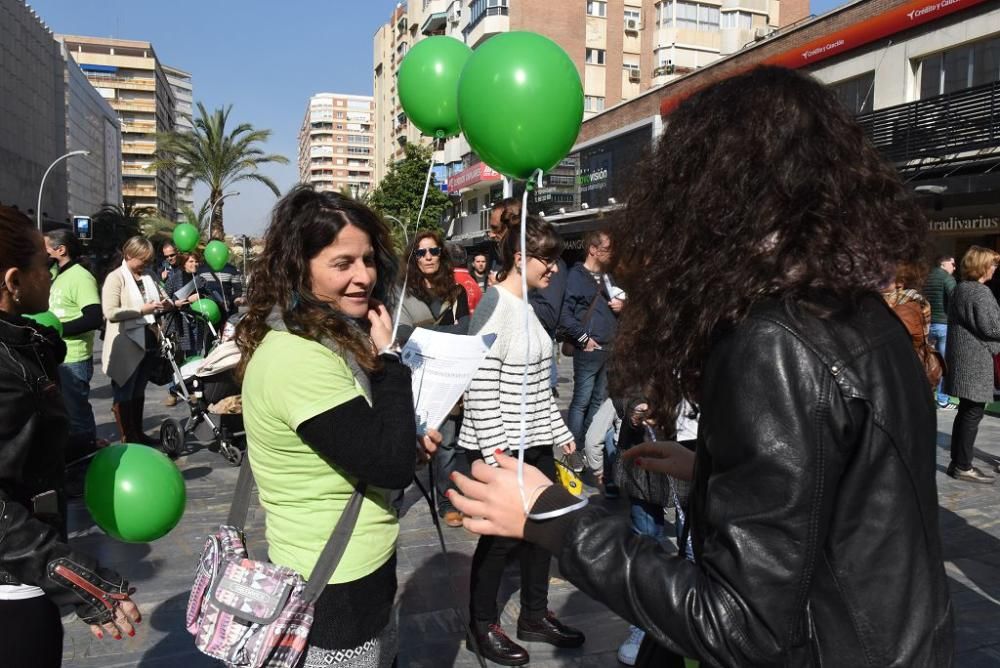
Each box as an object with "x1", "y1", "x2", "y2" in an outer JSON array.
[
  {"x1": 950, "y1": 398, "x2": 986, "y2": 470},
  {"x1": 0, "y1": 597, "x2": 63, "y2": 667},
  {"x1": 467, "y1": 446, "x2": 557, "y2": 625}
]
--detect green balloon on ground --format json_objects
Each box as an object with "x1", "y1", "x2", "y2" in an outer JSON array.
[
  {"x1": 204, "y1": 240, "x2": 229, "y2": 272},
  {"x1": 398, "y1": 36, "x2": 472, "y2": 138},
  {"x1": 84, "y1": 444, "x2": 186, "y2": 543},
  {"x1": 190, "y1": 298, "x2": 221, "y2": 325},
  {"x1": 25, "y1": 310, "x2": 63, "y2": 336},
  {"x1": 173, "y1": 223, "x2": 199, "y2": 253},
  {"x1": 457, "y1": 31, "x2": 584, "y2": 180}
]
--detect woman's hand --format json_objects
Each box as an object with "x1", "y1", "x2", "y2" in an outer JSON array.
[
  {"x1": 139, "y1": 302, "x2": 160, "y2": 315},
  {"x1": 417, "y1": 429, "x2": 442, "y2": 464},
  {"x1": 622, "y1": 441, "x2": 696, "y2": 481},
  {"x1": 629, "y1": 402, "x2": 649, "y2": 427},
  {"x1": 560, "y1": 440, "x2": 576, "y2": 455},
  {"x1": 367, "y1": 300, "x2": 393, "y2": 351},
  {"x1": 89, "y1": 597, "x2": 141, "y2": 641},
  {"x1": 449, "y1": 450, "x2": 552, "y2": 540}
]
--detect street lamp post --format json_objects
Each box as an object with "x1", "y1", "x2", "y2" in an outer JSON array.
[
  {"x1": 207, "y1": 190, "x2": 240, "y2": 238},
  {"x1": 37, "y1": 150, "x2": 90, "y2": 231},
  {"x1": 383, "y1": 214, "x2": 411, "y2": 245}
]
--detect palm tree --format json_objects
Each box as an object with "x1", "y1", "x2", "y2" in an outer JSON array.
[
  {"x1": 178, "y1": 201, "x2": 212, "y2": 238},
  {"x1": 152, "y1": 102, "x2": 288, "y2": 240}
]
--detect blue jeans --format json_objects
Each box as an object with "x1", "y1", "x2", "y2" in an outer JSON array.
[
  {"x1": 58, "y1": 360, "x2": 97, "y2": 444},
  {"x1": 432, "y1": 414, "x2": 465, "y2": 514},
  {"x1": 630, "y1": 498, "x2": 665, "y2": 542},
  {"x1": 929, "y1": 323, "x2": 949, "y2": 405},
  {"x1": 568, "y1": 348, "x2": 610, "y2": 445},
  {"x1": 604, "y1": 426, "x2": 618, "y2": 485}
]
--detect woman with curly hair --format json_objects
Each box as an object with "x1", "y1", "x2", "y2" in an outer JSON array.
[
  {"x1": 449, "y1": 66, "x2": 953, "y2": 666},
  {"x1": 395, "y1": 230, "x2": 470, "y2": 527},
  {"x1": 236, "y1": 186, "x2": 439, "y2": 668}
]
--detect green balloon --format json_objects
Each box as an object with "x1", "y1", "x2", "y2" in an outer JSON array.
[
  {"x1": 204, "y1": 240, "x2": 229, "y2": 272},
  {"x1": 398, "y1": 36, "x2": 472, "y2": 139},
  {"x1": 25, "y1": 310, "x2": 63, "y2": 336},
  {"x1": 190, "y1": 298, "x2": 221, "y2": 325},
  {"x1": 84, "y1": 444, "x2": 186, "y2": 543},
  {"x1": 182, "y1": 354, "x2": 204, "y2": 365},
  {"x1": 457, "y1": 32, "x2": 584, "y2": 179},
  {"x1": 173, "y1": 223, "x2": 199, "y2": 253}
]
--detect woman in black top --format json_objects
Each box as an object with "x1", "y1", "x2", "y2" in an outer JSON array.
[{"x1": 0, "y1": 206, "x2": 142, "y2": 667}]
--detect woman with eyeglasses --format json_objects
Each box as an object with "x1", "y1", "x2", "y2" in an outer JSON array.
[
  {"x1": 456, "y1": 215, "x2": 583, "y2": 666},
  {"x1": 0, "y1": 206, "x2": 142, "y2": 667},
  {"x1": 101, "y1": 236, "x2": 172, "y2": 444},
  {"x1": 396, "y1": 230, "x2": 471, "y2": 527}
]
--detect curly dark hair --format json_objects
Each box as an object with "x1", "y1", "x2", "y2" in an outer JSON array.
[
  {"x1": 235, "y1": 186, "x2": 398, "y2": 378},
  {"x1": 403, "y1": 229, "x2": 461, "y2": 303},
  {"x1": 611, "y1": 66, "x2": 927, "y2": 427}
]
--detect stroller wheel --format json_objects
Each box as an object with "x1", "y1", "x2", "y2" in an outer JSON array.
[
  {"x1": 159, "y1": 418, "x2": 185, "y2": 458},
  {"x1": 220, "y1": 440, "x2": 243, "y2": 467}
]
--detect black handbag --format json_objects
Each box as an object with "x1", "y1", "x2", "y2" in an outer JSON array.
[
  {"x1": 613, "y1": 453, "x2": 674, "y2": 508},
  {"x1": 143, "y1": 325, "x2": 174, "y2": 386}
]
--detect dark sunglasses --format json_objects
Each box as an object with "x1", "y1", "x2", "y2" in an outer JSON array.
[
  {"x1": 414, "y1": 247, "x2": 442, "y2": 258},
  {"x1": 164, "y1": 253, "x2": 177, "y2": 259}
]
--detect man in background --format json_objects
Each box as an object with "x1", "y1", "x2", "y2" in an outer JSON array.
[
  {"x1": 448, "y1": 243, "x2": 483, "y2": 313},
  {"x1": 925, "y1": 254, "x2": 957, "y2": 409}
]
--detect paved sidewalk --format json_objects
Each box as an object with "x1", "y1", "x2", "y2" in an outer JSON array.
[{"x1": 60, "y1": 347, "x2": 1000, "y2": 666}]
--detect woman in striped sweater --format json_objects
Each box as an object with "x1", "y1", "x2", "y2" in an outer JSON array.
[{"x1": 456, "y1": 215, "x2": 584, "y2": 666}]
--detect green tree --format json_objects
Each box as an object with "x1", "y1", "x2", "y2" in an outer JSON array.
[
  {"x1": 367, "y1": 143, "x2": 450, "y2": 250},
  {"x1": 152, "y1": 102, "x2": 288, "y2": 240}
]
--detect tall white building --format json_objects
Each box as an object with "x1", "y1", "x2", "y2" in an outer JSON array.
[
  {"x1": 297, "y1": 93, "x2": 376, "y2": 198},
  {"x1": 163, "y1": 64, "x2": 194, "y2": 220}
]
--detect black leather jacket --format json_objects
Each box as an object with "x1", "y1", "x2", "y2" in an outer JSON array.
[
  {"x1": 0, "y1": 312, "x2": 130, "y2": 624},
  {"x1": 528, "y1": 297, "x2": 954, "y2": 666}
]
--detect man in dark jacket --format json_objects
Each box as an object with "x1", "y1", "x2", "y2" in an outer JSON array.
[
  {"x1": 924, "y1": 254, "x2": 957, "y2": 408},
  {"x1": 560, "y1": 230, "x2": 621, "y2": 446}
]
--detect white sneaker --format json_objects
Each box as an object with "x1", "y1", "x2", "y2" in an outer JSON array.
[{"x1": 617, "y1": 625, "x2": 645, "y2": 666}]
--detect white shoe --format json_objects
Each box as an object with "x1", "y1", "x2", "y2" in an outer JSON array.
[{"x1": 617, "y1": 626, "x2": 645, "y2": 666}]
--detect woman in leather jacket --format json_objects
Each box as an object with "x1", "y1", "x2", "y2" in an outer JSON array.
[
  {"x1": 0, "y1": 207, "x2": 141, "y2": 666},
  {"x1": 449, "y1": 67, "x2": 954, "y2": 667}
]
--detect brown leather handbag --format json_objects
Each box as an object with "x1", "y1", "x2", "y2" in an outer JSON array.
[{"x1": 891, "y1": 301, "x2": 946, "y2": 389}]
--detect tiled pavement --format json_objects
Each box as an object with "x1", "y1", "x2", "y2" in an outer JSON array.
[{"x1": 59, "y1": 344, "x2": 1000, "y2": 666}]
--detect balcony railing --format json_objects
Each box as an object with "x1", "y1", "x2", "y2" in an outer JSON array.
[{"x1": 856, "y1": 81, "x2": 1000, "y2": 167}]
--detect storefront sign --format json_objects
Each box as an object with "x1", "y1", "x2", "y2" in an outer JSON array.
[
  {"x1": 929, "y1": 216, "x2": 1000, "y2": 234},
  {"x1": 447, "y1": 163, "x2": 501, "y2": 192}
]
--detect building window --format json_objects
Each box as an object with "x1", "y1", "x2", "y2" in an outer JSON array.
[
  {"x1": 918, "y1": 35, "x2": 1000, "y2": 98},
  {"x1": 720, "y1": 11, "x2": 753, "y2": 30},
  {"x1": 587, "y1": 1, "x2": 607, "y2": 17},
  {"x1": 658, "y1": 0, "x2": 719, "y2": 31},
  {"x1": 624, "y1": 7, "x2": 642, "y2": 22},
  {"x1": 584, "y1": 95, "x2": 605, "y2": 112},
  {"x1": 586, "y1": 48, "x2": 606, "y2": 65},
  {"x1": 465, "y1": 0, "x2": 509, "y2": 34},
  {"x1": 828, "y1": 71, "x2": 875, "y2": 115}
]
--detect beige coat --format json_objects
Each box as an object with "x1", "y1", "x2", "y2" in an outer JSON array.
[{"x1": 101, "y1": 266, "x2": 159, "y2": 386}]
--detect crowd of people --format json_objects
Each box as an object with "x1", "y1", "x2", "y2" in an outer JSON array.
[{"x1": 0, "y1": 65, "x2": 986, "y2": 666}]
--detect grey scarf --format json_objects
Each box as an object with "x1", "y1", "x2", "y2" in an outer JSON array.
[{"x1": 265, "y1": 306, "x2": 372, "y2": 402}]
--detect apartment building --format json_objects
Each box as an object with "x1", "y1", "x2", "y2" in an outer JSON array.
[
  {"x1": 163, "y1": 64, "x2": 194, "y2": 219},
  {"x1": 60, "y1": 35, "x2": 177, "y2": 218},
  {"x1": 297, "y1": 93, "x2": 376, "y2": 198},
  {"x1": 373, "y1": 0, "x2": 809, "y2": 233}
]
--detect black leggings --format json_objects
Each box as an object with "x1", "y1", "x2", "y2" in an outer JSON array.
[
  {"x1": 467, "y1": 446, "x2": 557, "y2": 625},
  {"x1": 950, "y1": 398, "x2": 986, "y2": 470},
  {"x1": 0, "y1": 596, "x2": 63, "y2": 667}
]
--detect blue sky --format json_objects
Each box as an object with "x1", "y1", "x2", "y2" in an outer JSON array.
[{"x1": 29, "y1": 0, "x2": 851, "y2": 236}]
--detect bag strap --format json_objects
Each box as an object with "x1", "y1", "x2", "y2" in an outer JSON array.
[
  {"x1": 226, "y1": 457, "x2": 368, "y2": 604},
  {"x1": 579, "y1": 283, "x2": 603, "y2": 330}
]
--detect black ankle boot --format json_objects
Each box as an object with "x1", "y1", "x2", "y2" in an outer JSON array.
[
  {"x1": 517, "y1": 610, "x2": 586, "y2": 648},
  {"x1": 467, "y1": 621, "x2": 529, "y2": 666}
]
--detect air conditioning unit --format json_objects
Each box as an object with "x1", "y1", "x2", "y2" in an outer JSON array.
[
  {"x1": 625, "y1": 18, "x2": 643, "y2": 32},
  {"x1": 754, "y1": 26, "x2": 776, "y2": 40},
  {"x1": 448, "y1": 4, "x2": 462, "y2": 23},
  {"x1": 628, "y1": 69, "x2": 641, "y2": 83}
]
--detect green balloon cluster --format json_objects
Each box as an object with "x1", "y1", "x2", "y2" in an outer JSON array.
[
  {"x1": 25, "y1": 310, "x2": 63, "y2": 336},
  {"x1": 204, "y1": 240, "x2": 229, "y2": 272},
  {"x1": 398, "y1": 36, "x2": 472, "y2": 139},
  {"x1": 458, "y1": 32, "x2": 584, "y2": 179},
  {"x1": 190, "y1": 298, "x2": 221, "y2": 325},
  {"x1": 396, "y1": 31, "x2": 583, "y2": 181},
  {"x1": 84, "y1": 444, "x2": 186, "y2": 543},
  {"x1": 173, "y1": 223, "x2": 199, "y2": 253}
]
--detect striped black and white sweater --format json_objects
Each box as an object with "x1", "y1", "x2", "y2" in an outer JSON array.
[{"x1": 459, "y1": 286, "x2": 572, "y2": 466}]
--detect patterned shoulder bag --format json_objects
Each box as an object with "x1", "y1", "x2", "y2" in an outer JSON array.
[{"x1": 186, "y1": 458, "x2": 366, "y2": 668}]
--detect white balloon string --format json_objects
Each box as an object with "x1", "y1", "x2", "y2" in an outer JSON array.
[
  {"x1": 517, "y1": 180, "x2": 531, "y2": 512},
  {"x1": 390, "y1": 154, "x2": 437, "y2": 345}
]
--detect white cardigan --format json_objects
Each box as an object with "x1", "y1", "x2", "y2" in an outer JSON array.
[{"x1": 100, "y1": 266, "x2": 160, "y2": 386}]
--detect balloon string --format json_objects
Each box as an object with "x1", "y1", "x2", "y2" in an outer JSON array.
[{"x1": 390, "y1": 153, "x2": 437, "y2": 345}]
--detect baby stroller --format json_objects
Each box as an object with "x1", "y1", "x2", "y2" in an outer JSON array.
[{"x1": 157, "y1": 312, "x2": 246, "y2": 466}]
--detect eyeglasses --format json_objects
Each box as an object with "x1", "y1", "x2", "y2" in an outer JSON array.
[
  {"x1": 594, "y1": 245, "x2": 612, "y2": 254},
  {"x1": 414, "y1": 247, "x2": 441, "y2": 258},
  {"x1": 529, "y1": 255, "x2": 559, "y2": 271},
  {"x1": 164, "y1": 253, "x2": 176, "y2": 259}
]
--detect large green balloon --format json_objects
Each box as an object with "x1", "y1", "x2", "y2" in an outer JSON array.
[
  {"x1": 398, "y1": 36, "x2": 472, "y2": 139},
  {"x1": 204, "y1": 240, "x2": 229, "y2": 272},
  {"x1": 457, "y1": 32, "x2": 584, "y2": 179},
  {"x1": 25, "y1": 310, "x2": 63, "y2": 336},
  {"x1": 173, "y1": 223, "x2": 199, "y2": 253},
  {"x1": 84, "y1": 444, "x2": 186, "y2": 543},
  {"x1": 190, "y1": 298, "x2": 221, "y2": 325}
]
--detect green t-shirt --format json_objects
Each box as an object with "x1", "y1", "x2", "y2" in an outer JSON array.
[
  {"x1": 242, "y1": 330, "x2": 398, "y2": 584},
  {"x1": 49, "y1": 263, "x2": 100, "y2": 363}
]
